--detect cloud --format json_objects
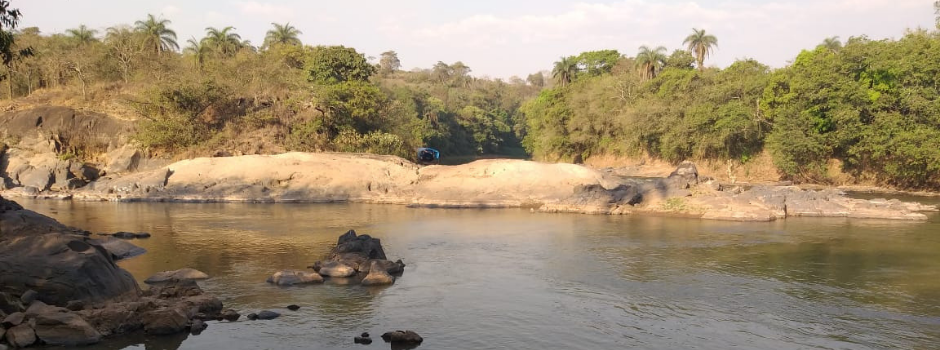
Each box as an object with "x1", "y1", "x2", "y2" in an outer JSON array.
[
  {"x1": 161, "y1": 5, "x2": 181, "y2": 17},
  {"x1": 236, "y1": 1, "x2": 295, "y2": 19}
]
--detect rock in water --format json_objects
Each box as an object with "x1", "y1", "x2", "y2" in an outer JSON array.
[
  {"x1": 190, "y1": 319, "x2": 208, "y2": 335},
  {"x1": 286, "y1": 305, "x2": 300, "y2": 311},
  {"x1": 317, "y1": 261, "x2": 357, "y2": 278},
  {"x1": 354, "y1": 336, "x2": 373, "y2": 344},
  {"x1": 267, "y1": 270, "x2": 324, "y2": 286},
  {"x1": 89, "y1": 237, "x2": 147, "y2": 261},
  {"x1": 381, "y1": 330, "x2": 423, "y2": 345},
  {"x1": 333, "y1": 230, "x2": 387, "y2": 260},
  {"x1": 361, "y1": 261, "x2": 395, "y2": 286},
  {"x1": 32, "y1": 311, "x2": 102, "y2": 346},
  {"x1": 256, "y1": 310, "x2": 280, "y2": 320},
  {"x1": 221, "y1": 309, "x2": 241, "y2": 322},
  {"x1": 141, "y1": 307, "x2": 190, "y2": 335},
  {"x1": 144, "y1": 268, "x2": 210, "y2": 284}
]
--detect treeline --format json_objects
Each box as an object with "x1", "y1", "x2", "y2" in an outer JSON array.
[
  {"x1": 522, "y1": 30, "x2": 940, "y2": 190},
  {"x1": 1, "y1": 16, "x2": 536, "y2": 158}
]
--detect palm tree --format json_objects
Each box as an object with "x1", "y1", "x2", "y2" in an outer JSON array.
[
  {"x1": 552, "y1": 56, "x2": 579, "y2": 87},
  {"x1": 820, "y1": 36, "x2": 841, "y2": 53},
  {"x1": 184, "y1": 37, "x2": 210, "y2": 69},
  {"x1": 134, "y1": 14, "x2": 178, "y2": 55},
  {"x1": 203, "y1": 26, "x2": 243, "y2": 56},
  {"x1": 635, "y1": 46, "x2": 667, "y2": 80},
  {"x1": 683, "y1": 28, "x2": 718, "y2": 71},
  {"x1": 65, "y1": 25, "x2": 98, "y2": 45},
  {"x1": 264, "y1": 22, "x2": 302, "y2": 48}
]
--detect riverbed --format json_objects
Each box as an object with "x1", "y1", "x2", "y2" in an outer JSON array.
[{"x1": 18, "y1": 198, "x2": 940, "y2": 350}]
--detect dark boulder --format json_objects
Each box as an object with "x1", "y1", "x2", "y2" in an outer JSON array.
[
  {"x1": 286, "y1": 305, "x2": 300, "y2": 311},
  {"x1": 333, "y1": 230, "x2": 387, "y2": 260},
  {"x1": 354, "y1": 336, "x2": 373, "y2": 344},
  {"x1": 381, "y1": 330, "x2": 423, "y2": 345},
  {"x1": 256, "y1": 310, "x2": 280, "y2": 320},
  {"x1": 190, "y1": 319, "x2": 207, "y2": 335},
  {"x1": 20, "y1": 290, "x2": 38, "y2": 305},
  {"x1": 221, "y1": 309, "x2": 241, "y2": 322}
]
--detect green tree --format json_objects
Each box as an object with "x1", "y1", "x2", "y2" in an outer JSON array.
[
  {"x1": 526, "y1": 72, "x2": 545, "y2": 88},
  {"x1": 552, "y1": 56, "x2": 578, "y2": 87},
  {"x1": 202, "y1": 26, "x2": 243, "y2": 57},
  {"x1": 635, "y1": 45, "x2": 667, "y2": 80},
  {"x1": 105, "y1": 25, "x2": 143, "y2": 83},
  {"x1": 575, "y1": 50, "x2": 621, "y2": 77},
  {"x1": 263, "y1": 22, "x2": 302, "y2": 48},
  {"x1": 65, "y1": 24, "x2": 98, "y2": 45},
  {"x1": 664, "y1": 49, "x2": 695, "y2": 70},
  {"x1": 683, "y1": 28, "x2": 718, "y2": 71},
  {"x1": 305, "y1": 45, "x2": 374, "y2": 84},
  {"x1": 0, "y1": 0, "x2": 27, "y2": 64},
  {"x1": 134, "y1": 14, "x2": 178, "y2": 55},
  {"x1": 183, "y1": 36, "x2": 210, "y2": 69}
]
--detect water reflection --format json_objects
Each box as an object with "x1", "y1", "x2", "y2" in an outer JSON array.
[{"x1": 16, "y1": 199, "x2": 940, "y2": 350}]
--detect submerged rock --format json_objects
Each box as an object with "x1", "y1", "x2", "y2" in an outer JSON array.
[{"x1": 144, "y1": 268, "x2": 210, "y2": 284}]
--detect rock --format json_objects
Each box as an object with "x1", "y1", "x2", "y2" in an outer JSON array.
[
  {"x1": 25, "y1": 300, "x2": 68, "y2": 317},
  {"x1": 359, "y1": 259, "x2": 406, "y2": 275},
  {"x1": 65, "y1": 300, "x2": 85, "y2": 311},
  {"x1": 89, "y1": 237, "x2": 147, "y2": 260},
  {"x1": 381, "y1": 330, "x2": 423, "y2": 345},
  {"x1": 75, "y1": 302, "x2": 144, "y2": 337},
  {"x1": 144, "y1": 268, "x2": 210, "y2": 284},
  {"x1": 0, "y1": 328, "x2": 5, "y2": 345},
  {"x1": 333, "y1": 230, "x2": 388, "y2": 260},
  {"x1": 286, "y1": 305, "x2": 300, "y2": 311},
  {"x1": 221, "y1": 309, "x2": 240, "y2": 322},
  {"x1": 19, "y1": 290, "x2": 38, "y2": 305},
  {"x1": 19, "y1": 165, "x2": 55, "y2": 191},
  {"x1": 246, "y1": 313, "x2": 258, "y2": 321},
  {"x1": 190, "y1": 319, "x2": 208, "y2": 335},
  {"x1": 267, "y1": 270, "x2": 324, "y2": 286},
  {"x1": 141, "y1": 307, "x2": 190, "y2": 335},
  {"x1": 361, "y1": 332, "x2": 370, "y2": 338},
  {"x1": 256, "y1": 310, "x2": 280, "y2": 320},
  {"x1": 361, "y1": 261, "x2": 395, "y2": 286},
  {"x1": 2, "y1": 312, "x2": 25, "y2": 328},
  {"x1": 354, "y1": 336, "x2": 373, "y2": 344},
  {"x1": 5, "y1": 324, "x2": 37, "y2": 348},
  {"x1": 0, "y1": 292, "x2": 24, "y2": 314},
  {"x1": 69, "y1": 162, "x2": 100, "y2": 182},
  {"x1": 32, "y1": 310, "x2": 102, "y2": 346},
  {"x1": 111, "y1": 231, "x2": 138, "y2": 239},
  {"x1": 134, "y1": 232, "x2": 152, "y2": 239},
  {"x1": 105, "y1": 145, "x2": 141, "y2": 174},
  {"x1": 147, "y1": 279, "x2": 206, "y2": 299},
  {"x1": 317, "y1": 261, "x2": 357, "y2": 278},
  {"x1": 0, "y1": 207, "x2": 141, "y2": 306}
]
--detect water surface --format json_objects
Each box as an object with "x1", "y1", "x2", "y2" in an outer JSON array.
[{"x1": 19, "y1": 198, "x2": 940, "y2": 350}]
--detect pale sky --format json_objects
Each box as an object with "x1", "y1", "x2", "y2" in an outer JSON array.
[{"x1": 16, "y1": 0, "x2": 935, "y2": 78}]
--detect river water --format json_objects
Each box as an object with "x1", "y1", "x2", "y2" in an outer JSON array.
[{"x1": 17, "y1": 197, "x2": 940, "y2": 350}]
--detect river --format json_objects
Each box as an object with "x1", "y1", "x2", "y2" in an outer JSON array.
[{"x1": 17, "y1": 197, "x2": 940, "y2": 350}]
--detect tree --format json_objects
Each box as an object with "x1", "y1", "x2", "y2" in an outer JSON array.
[
  {"x1": 819, "y1": 36, "x2": 842, "y2": 53},
  {"x1": 935, "y1": 1, "x2": 940, "y2": 28},
  {"x1": 431, "y1": 61, "x2": 452, "y2": 84},
  {"x1": 105, "y1": 25, "x2": 143, "y2": 83},
  {"x1": 664, "y1": 49, "x2": 695, "y2": 70},
  {"x1": 552, "y1": 56, "x2": 578, "y2": 87},
  {"x1": 378, "y1": 50, "x2": 401, "y2": 76},
  {"x1": 0, "y1": 0, "x2": 27, "y2": 64},
  {"x1": 183, "y1": 37, "x2": 209, "y2": 69},
  {"x1": 635, "y1": 45, "x2": 667, "y2": 80},
  {"x1": 575, "y1": 50, "x2": 621, "y2": 77},
  {"x1": 264, "y1": 22, "x2": 302, "y2": 48},
  {"x1": 526, "y1": 72, "x2": 544, "y2": 88},
  {"x1": 202, "y1": 26, "x2": 243, "y2": 57},
  {"x1": 305, "y1": 45, "x2": 374, "y2": 84},
  {"x1": 683, "y1": 28, "x2": 718, "y2": 71},
  {"x1": 65, "y1": 24, "x2": 98, "y2": 46},
  {"x1": 134, "y1": 14, "x2": 178, "y2": 55}
]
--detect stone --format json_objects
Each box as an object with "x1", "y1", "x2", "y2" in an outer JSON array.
[
  {"x1": 317, "y1": 261, "x2": 357, "y2": 278},
  {"x1": 89, "y1": 237, "x2": 147, "y2": 260},
  {"x1": 5, "y1": 324, "x2": 36, "y2": 348},
  {"x1": 144, "y1": 268, "x2": 210, "y2": 284},
  {"x1": 381, "y1": 330, "x2": 423, "y2": 345},
  {"x1": 246, "y1": 313, "x2": 258, "y2": 321},
  {"x1": 256, "y1": 310, "x2": 280, "y2": 320},
  {"x1": 190, "y1": 319, "x2": 208, "y2": 335},
  {"x1": 221, "y1": 309, "x2": 241, "y2": 322},
  {"x1": 19, "y1": 165, "x2": 55, "y2": 191},
  {"x1": 19, "y1": 290, "x2": 38, "y2": 305},
  {"x1": 2, "y1": 312, "x2": 25, "y2": 328},
  {"x1": 361, "y1": 261, "x2": 395, "y2": 286},
  {"x1": 134, "y1": 232, "x2": 152, "y2": 239},
  {"x1": 32, "y1": 311, "x2": 102, "y2": 346},
  {"x1": 286, "y1": 305, "x2": 300, "y2": 311},
  {"x1": 105, "y1": 145, "x2": 141, "y2": 174},
  {"x1": 333, "y1": 230, "x2": 387, "y2": 260},
  {"x1": 65, "y1": 300, "x2": 85, "y2": 311},
  {"x1": 141, "y1": 307, "x2": 190, "y2": 335},
  {"x1": 267, "y1": 270, "x2": 324, "y2": 286},
  {"x1": 359, "y1": 259, "x2": 406, "y2": 275},
  {"x1": 361, "y1": 332, "x2": 370, "y2": 338},
  {"x1": 111, "y1": 231, "x2": 138, "y2": 239},
  {"x1": 354, "y1": 336, "x2": 373, "y2": 344}
]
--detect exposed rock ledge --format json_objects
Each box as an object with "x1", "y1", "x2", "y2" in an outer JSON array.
[{"x1": 3, "y1": 153, "x2": 937, "y2": 221}]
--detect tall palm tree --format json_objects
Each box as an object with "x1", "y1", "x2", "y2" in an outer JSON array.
[
  {"x1": 635, "y1": 46, "x2": 667, "y2": 80},
  {"x1": 264, "y1": 22, "x2": 302, "y2": 48},
  {"x1": 683, "y1": 28, "x2": 718, "y2": 71},
  {"x1": 203, "y1": 26, "x2": 243, "y2": 56},
  {"x1": 65, "y1": 25, "x2": 98, "y2": 45},
  {"x1": 184, "y1": 37, "x2": 210, "y2": 69},
  {"x1": 552, "y1": 56, "x2": 579, "y2": 87},
  {"x1": 134, "y1": 14, "x2": 178, "y2": 55},
  {"x1": 820, "y1": 36, "x2": 841, "y2": 53}
]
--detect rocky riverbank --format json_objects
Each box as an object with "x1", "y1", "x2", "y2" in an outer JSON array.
[{"x1": 1, "y1": 149, "x2": 937, "y2": 221}]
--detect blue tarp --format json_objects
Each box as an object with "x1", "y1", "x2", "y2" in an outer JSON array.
[{"x1": 417, "y1": 147, "x2": 440, "y2": 161}]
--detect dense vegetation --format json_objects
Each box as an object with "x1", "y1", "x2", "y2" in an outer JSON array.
[{"x1": 1, "y1": 5, "x2": 939, "y2": 190}]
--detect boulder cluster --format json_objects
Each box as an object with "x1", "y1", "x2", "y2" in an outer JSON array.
[{"x1": 269, "y1": 230, "x2": 405, "y2": 287}]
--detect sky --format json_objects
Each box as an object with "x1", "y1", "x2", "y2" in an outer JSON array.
[{"x1": 15, "y1": 0, "x2": 936, "y2": 79}]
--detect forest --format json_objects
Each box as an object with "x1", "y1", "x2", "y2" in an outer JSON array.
[{"x1": 1, "y1": 5, "x2": 940, "y2": 190}]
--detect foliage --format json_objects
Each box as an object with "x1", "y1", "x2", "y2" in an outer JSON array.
[
  {"x1": 683, "y1": 28, "x2": 718, "y2": 71},
  {"x1": 305, "y1": 45, "x2": 374, "y2": 84}
]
